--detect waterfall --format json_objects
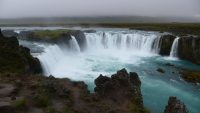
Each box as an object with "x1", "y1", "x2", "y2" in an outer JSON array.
[
  {"x1": 37, "y1": 31, "x2": 162, "y2": 76},
  {"x1": 170, "y1": 37, "x2": 180, "y2": 58},
  {"x1": 85, "y1": 31, "x2": 161, "y2": 53},
  {"x1": 69, "y1": 36, "x2": 81, "y2": 52}
]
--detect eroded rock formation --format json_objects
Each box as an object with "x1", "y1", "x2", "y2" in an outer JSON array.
[
  {"x1": 0, "y1": 29, "x2": 42, "y2": 74},
  {"x1": 178, "y1": 36, "x2": 200, "y2": 64},
  {"x1": 164, "y1": 97, "x2": 188, "y2": 113},
  {"x1": 159, "y1": 35, "x2": 176, "y2": 56},
  {"x1": 94, "y1": 68, "x2": 145, "y2": 113}
]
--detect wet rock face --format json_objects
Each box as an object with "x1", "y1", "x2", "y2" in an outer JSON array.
[
  {"x1": 0, "y1": 29, "x2": 42, "y2": 74},
  {"x1": 94, "y1": 68, "x2": 143, "y2": 108},
  {"x1": 164, "y1": 97, "x2": 188, "y2": 113},
  {"x1": 159, "y1": 35, "x2": 176, "y2": 56},
  {"x1": 178, "y1": 36, "x2": 200, "y2": 64}
]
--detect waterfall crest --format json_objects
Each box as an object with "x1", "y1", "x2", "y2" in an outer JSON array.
[
  {"x1": 170, "y1": 37, "x2": 180, "y2": 58},
  {"x1": 37, "y1": 31, "x2": 163, "y2": 76},
  {"x1": 85, "y1": 31, "x2": 161, "y2": 53}
]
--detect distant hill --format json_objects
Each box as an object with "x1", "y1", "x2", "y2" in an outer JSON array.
[{"x1": 0, "y1": 16, "x2": 199, "y2": 25}]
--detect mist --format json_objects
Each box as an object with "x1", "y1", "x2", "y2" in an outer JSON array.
[{"x1": 0, "y1": 0, "x2": 200, "y2": 19}]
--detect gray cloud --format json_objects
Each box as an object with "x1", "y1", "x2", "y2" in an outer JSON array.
[{"x1": 0, "y1": 0, "x2": 200, "y2": 18}]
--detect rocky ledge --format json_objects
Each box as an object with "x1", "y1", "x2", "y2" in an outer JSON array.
[
  {"x1": 158, "y1": 34, "x2": 200, "y2": 65},
  {"x1": 18, "y1": 29, "x2": 87, "y2": 51},
  {"x1": 0, "y1": 68, "x2": 150, "y2": 113},
  {"x1": 0, "y1": 29, "x2": 42, "y2": 74},
  {"x1": 158, "y1": 34, "x2": 176, "y2": 56},
  {"x1": 178, "y1": 36, "x2": 200, "y2": 64}
]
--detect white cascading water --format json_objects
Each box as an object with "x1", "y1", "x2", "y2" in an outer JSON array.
[
  {"x1": 85, "y1": 31, "x2": 160, "y2": 53},
  {"x1": 38, "y1": 31, "x2": 162, "y2": 77},
  {"x1": 69, "y1": 36, "x2": 81, "y2": 52},
  {"x1": 170, "y1": 37, "x2": 180, "y2": 58}
]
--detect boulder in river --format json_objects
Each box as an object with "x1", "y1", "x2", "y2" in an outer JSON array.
[
  {"x1": 157, "y1": 68, "x2": 165, "y2": 73},
  {"x1": 164, "y1": 96, "x2": 188, "y2": 113},
  {"x1": 94, "y1": 68, "x2": 145, "y2": 113}
]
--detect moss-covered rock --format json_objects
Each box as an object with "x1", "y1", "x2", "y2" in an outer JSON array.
[
  {"x1": 159, "y1": 35, "x2": 176, "y2": 56},
  {"x1": 18, "y1": 29, "x2": 72, "y2": 44},
  {"x1": 0, "y1": 29, "x2": 42, "y2": 74},
  {"x1": 180, "y1": 70, "x2": 200, "y2": 83},
  {"x1": 18, "y1": 29, "x2": 87, "y2": 51}
]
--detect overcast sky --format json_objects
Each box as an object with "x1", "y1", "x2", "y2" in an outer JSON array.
[{"x1": 0, "y1": 0, "x2": 200, "y2": 19}]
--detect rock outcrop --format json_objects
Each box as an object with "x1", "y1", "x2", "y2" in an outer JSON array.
[
  {"x1": 2, "y1": 30, "x2": 18, "y2": 37},
  {"x1": 94, "y1": 68, "x2": 145, "y2": 113},
  {"x1": 18, "y1": 30, "x2": 72, "y2": 44},
  {"x1": 178, "y1": 36, "x2": 200, "y2": 64},
  {"x1": 157, "y1": 68, "x2": 165, "y2": 73},
  {"x1": 18, "y1": 30, "x2": 87, "y2": 51},
  {"x1": 164, "y1": 97, "x2": 188, "y2": 113},
  {"x1": 0, "y1": 29, "x2": 42, "y2": 74},
  {"x1": 159, "y1": 35, "x2": 176, "y2": 56},
  {"x1": 0, "y1": 68, "x2": 150, "y2": 113}
]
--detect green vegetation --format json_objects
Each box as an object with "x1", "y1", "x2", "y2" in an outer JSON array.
[
  {"x1": 45, "y1": 106, "x2": 56, "y2": 113},
  {"x1": 11, "y1": 99, "x2": 27, "y2": 110},
  {"x1": 34, "y1": 93, "x2": 50, "y2": 108},
  {"x1": 63, "y1": 106, "x2": 70, "y2": 113},
  {"x1": 96, "y1": 23, "x2": 200, "y2": 36},
  {"x1": 32, "y1": 29, "x2": 71, "y2": 39}
]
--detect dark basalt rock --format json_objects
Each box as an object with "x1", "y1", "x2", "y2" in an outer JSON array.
[
  {"x1": 0, "y1": 29, "x2": 3, "y2": 37},
  {"x1": 18, "y1": 31, "x2": 33, "y2": 40},
  {"x1": 165, "y1": 63, "x2": 174, "y2": 66},
  {"x1": 2, "y1": 30, "x2": 18, "y2": 37},
  {"x1": 84, "y1": 30, "x2": 96, "y2": 33},
  {"x1": 157, "y1": 68, "x2": 165, "y2": 73},
  {"x1": 178, "y1": 36, "x2": 200, "y2": 64},
  {"x1": 159, "y1": 35, "x2": 176, "y2": 56},
  {"x1": 94, "y1": 68, "x2": 144, "y2": 112},
  {"x1": 164, "y1": 97, "x2": 188, "y2": 113},
  {"x1": 0, "y1": 29, "x2": 42, "y2": 74},
  {"x1": 18, "y1": 30, "x2": 87, "y2": 51}
]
